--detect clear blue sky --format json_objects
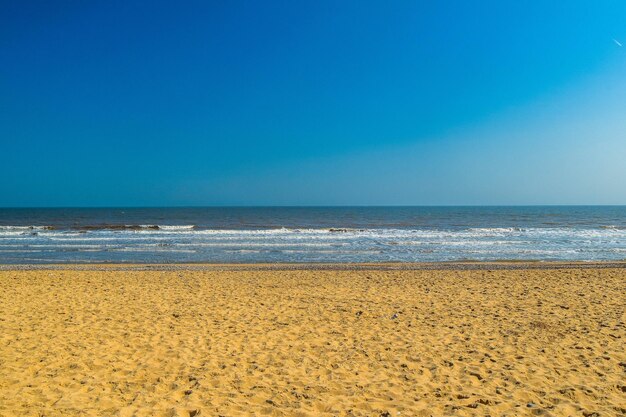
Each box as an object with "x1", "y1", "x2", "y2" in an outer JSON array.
[{"x1": 1, "y1": 1, "x2": 625, "y2": 206}]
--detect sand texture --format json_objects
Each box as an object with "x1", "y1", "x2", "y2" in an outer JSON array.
[{"x1": 0, "y1": 267, "x2": 624, "y2": 416}]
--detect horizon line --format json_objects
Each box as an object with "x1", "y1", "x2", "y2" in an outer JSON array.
[{"x1": 1, "y1": 204, "x2": 625, "y2": 209}]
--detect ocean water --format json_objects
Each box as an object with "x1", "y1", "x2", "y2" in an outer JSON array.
[{"x1": 0, "y1": 206, "x2": 625, "y2": 263}]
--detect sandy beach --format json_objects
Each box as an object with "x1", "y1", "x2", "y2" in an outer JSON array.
[{"x1": 0, "y1": 265, "x2": 624, "y2": 417}]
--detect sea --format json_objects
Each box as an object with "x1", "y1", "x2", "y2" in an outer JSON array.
[{"x1": 0, "y1": 206, "x2": 625, "y2": 264}]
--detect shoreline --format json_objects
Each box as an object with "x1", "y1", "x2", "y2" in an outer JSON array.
[{"x1": 2, "y1": 260, "x2": 626, "y2": 271}]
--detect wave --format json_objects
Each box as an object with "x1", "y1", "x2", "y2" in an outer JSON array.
[
  {"x1": 109, "y1": 247, "x2": 197, "y2": 253},
  {"x1": 2, "y1": 225, "x2": 626, "y2": 262},
  {"x1": 0, "y1": 224, "x2": 198, "y2": 232},
  {"x1": 157, "y1": 225, "x2": 196, "y2": 231},
  {"x1": 0, "y1": 225, "x2": 56, "y2": 235},
  {"x1": 0, "y1": 225, "x2": 55, "y2": 230},
  {"x1": 76, "y1": 224, "x2": 161, "y2": 231},
  {"x1": 172, "y1": 242, "x2": 344, "y2": 247},
  {"x1": 4, "y1": 225, "x2": 626, "y2": 240},
  {"x1": 600, "y1": 225, "x2": 626, "y2": 230}
]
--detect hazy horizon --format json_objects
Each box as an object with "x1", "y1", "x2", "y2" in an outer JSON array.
[{"x1": 2, "y1": 204, "x2": 626, "y2": 209}]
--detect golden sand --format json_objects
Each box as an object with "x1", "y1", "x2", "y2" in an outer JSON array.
[{"x1": 0, "y1": 267, "x2": 624, "y2": 417}]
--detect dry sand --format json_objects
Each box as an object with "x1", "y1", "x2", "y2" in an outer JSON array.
[{"x1": 0, "y1": 266, "x2": 624, "y2": 417}]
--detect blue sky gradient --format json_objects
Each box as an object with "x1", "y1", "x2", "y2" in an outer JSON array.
[{"x1": 1, "y1": 1, "x2": 625, "y2": 206}]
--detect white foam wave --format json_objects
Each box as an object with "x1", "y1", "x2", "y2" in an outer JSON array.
[
  {"x1": 110, "y1": 247, "x2": 196, "y2": 253},
  {"x1": 26, "y1": 244, "x2": 107, "y2": 249},
  {"x1": 156, "y1": 225, "x2": 196, "y2": 231},
  {"x1": 2, "y1": 224, "x2": 626, "y2": 262},
  {"x1": 0, "y1": 225, "x2": 53, "y2": 231},
  {"x1": 172, "y1": 242, "x2": 343, "y2": 248}
]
